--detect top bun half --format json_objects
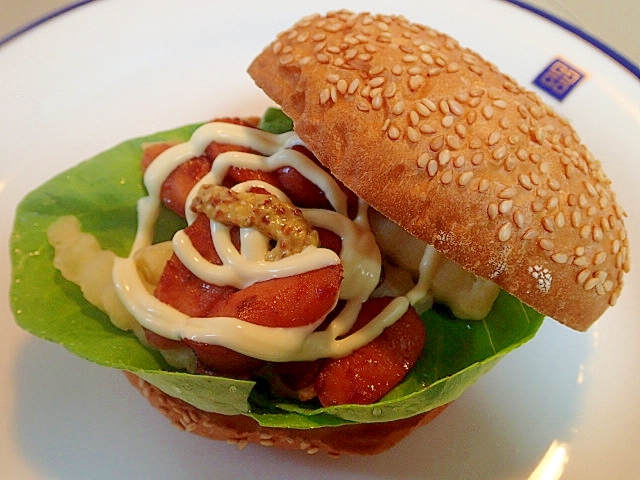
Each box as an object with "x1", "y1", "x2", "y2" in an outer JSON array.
[{"x1": 248, "y1": 10, "x2": 630, "y2": 330}]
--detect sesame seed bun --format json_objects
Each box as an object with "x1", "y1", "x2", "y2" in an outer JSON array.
[
  {"x1": 248, "y1": 10, "x2": 630, "y2": 331},
  {"x1": 125, "y1": 372, "x2": 449, "y2": 456}
]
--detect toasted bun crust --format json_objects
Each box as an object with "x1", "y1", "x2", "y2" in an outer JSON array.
[
  {"x1": 248, "y1": 10, "x2": 630, "y2": 331},
  {"x1": 125, "y1": 372, "x2": 448, "y2": 455}
]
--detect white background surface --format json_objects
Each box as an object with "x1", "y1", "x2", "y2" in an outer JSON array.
[{"x1": 1, "y1": 1, "x2": 639, "y2": 479}]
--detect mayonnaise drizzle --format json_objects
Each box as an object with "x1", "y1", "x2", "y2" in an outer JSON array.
[{"x1": 112, "y1": 121, "x2": 441, "y2": 362}]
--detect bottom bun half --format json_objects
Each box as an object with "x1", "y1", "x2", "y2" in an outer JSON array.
[{"x1": 125, "y1": 372, "x2": 449, "y2": 456}]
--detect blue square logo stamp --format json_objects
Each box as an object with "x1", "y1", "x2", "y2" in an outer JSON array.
[{"x1": 533, "y1": 57, "x2": 587, "y2": 101}]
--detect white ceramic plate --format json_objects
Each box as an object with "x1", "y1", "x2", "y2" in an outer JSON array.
[{"x1": 1, "y1": 1, "x2": 638, "y2": 478}]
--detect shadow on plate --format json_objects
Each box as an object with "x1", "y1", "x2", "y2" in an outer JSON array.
[{"x1": 12, "y1": 319, "x2": 591, "y2": 480}]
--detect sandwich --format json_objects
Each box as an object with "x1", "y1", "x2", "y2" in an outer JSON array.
[{"x1": 10, "y1": 10, "x2": 629, "y2": 456}]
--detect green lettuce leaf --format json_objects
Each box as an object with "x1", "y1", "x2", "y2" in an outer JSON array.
[{"x1": 10, "y1": 119, "x2": 544, "y2": 428}]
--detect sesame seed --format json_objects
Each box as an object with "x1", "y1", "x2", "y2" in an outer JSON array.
[
  {"x1": 324, "y1": 21, "x2": 344, "y2": 33},
  {"x1": 369, "y1": 87, "x2": 382, "y2": 98},
  {"x1": 415, "y1": 102, "x2": 431, "y2": 117},
  {"x1": 580, "y1": 225, "x2": 591, "y2": 239},
  {"x1": 392, "y1": 101, "x2": 405, "y2": 115},
  {"x1": 403, "y1": 54, "x2": 419, "y2": 63},
  {"x1": 492, "y1": 145, "x2": 507, "y2": 161},
  {"x1": 468, "y1": 97, "x2": 481, "y2": 108},
  {"x1": 444, "y1": 134, "x2": 460, "y2": 150},
  {"x1": 522, "y1": 228, "x2": 539, "y2": 240},
  {"x1": 518, "y1": 174, "x2": 533, "y2": 190},
  {"x1": 488, "y1": 131, "x2": 501, "y2": 146},
  {"x1": 388, "y1": 125, "x2": 401, "y2": 140},
  {"x1": 279, "y1": 54, "x2": 294, "y2": 65},
  {"x1": 539, "y1": 238, "x2": 554, "y2": 250},
  {"x1": 497, "y1": 186, "x2": 517, "y2": 199},
  {"x1": 391, "y1": 64, "x2": 403, "y2": 75},
  {"x1": 478, "y1": 178, "x2": 490, "y2": 192},
  {"x1": 577, "y1": 269, "x2": 591, "y2": 284},
  {"x1": 348, "y1": 78, "x2": 360, "y2": 94},
  {"x1": 421, "y1": 98, "x2": 437, "y2": 111},
  {"x1": 447, "y1": 62, "x2": 461, "y2": 73},
  {"x1": 383, "y1": 82, "x2": 397, "y2": 97},
  {"x1": 440, "y1": 170, "x2": 453, "y2": 184},
  {"x1": 453, "y1": 154, "x2": 465, "y2": 168},
  {"x1": 439, "y1": 99, "x2": 450, "y2": 115},
  {"x1": 498, "y1": 223, "x2": 512, "y2": 241},
  {"x1": 410, "y1": 110, "x2": 420, "y2": 126},
  {"x1": 426, "y1": 158, "x2": 438, "y2": 175},
  {"x1": 531, "y1": 200, "x2": 544, "y2": 212},
  {"x1": 420, "y1": 124, "x2": 437, "y2": 134},
  {"x1": 319, "y1": 88, "x2": 331, "y2": 105},
  {"x1": 372, "y1": 94, "x2": 383, "y2": 110},
  {"x1": 584, "y1": 277, "x2": 600, "y2": 291},
  {"x1": 408, "y1": 126, "x2": 420, "y2": 142},
  {"x1": 430, "y1": 135, "x2": 444, "y2": 151},
  {"x1": 612, "y1": 239, "x2": 621, "y2": 255},
  {"x1": 482, "y1": 105, "x2": 494, "y2": 120},
  {"x1": 337, "y1": 79, "x2": 348, "y2": 94},
  {"x1": 551, "y1": 253, "x2": 568, "y2": 264},
  {"x1": 499, "y1": 200, "x2": 514, "y2": 214},
  {"x1": 455, "y1": 124, "x2": 467, "y2": 138},
  {"x1": 592, "y1": 226, "x2": 604, "y2": 242},
  {"x1": 299, "y1": 440, "x2": 311, "y2": 450},
  {"x1": 418, "y1": 153, "x2": 430, "y2": 171},
  {"x1": 448, "y1": 99, "x2": 464, "y2": 116},
  {"x1": 357, "y1": 100, "x2": 370, "y2": 112},
  {"x1": 530, "y1": 171, "x2": 541, "y2": 185},
  {"x1": 438, "y1": 149, "x2": 451, "y2": 165},
  {"x1": 421, "y1": 53, "x2": 435, "y2": 65},
  {"x1": 458, "y1": 171, "x2": 474, "y2": 186},
  {"x1": 409, "y1": 75, "x2": 425, "y2": 90},
  {"x1": 594, "y1": 251, "x2": 607, "y2": 265},
  {"x1": 441, "y1": 115, "x2": 454, "y2": 128},
  {"x1": 469, "y1": 64, "x2": 484, "y2": 75},
  {"x1": 471, "y1": 152, "x2": 484, "y2": 165},
  {"x1": 488, "y1": 203, "x2": 499, "y2": 219},
  {"x1": 574, "y1": 256, "x2": 589, "y2": 267},
  {"x1": 344, "y1": 48, "x2": 358, "y2": 60},
  {"x1": 542, "y1": 216, "x2": 556, "y2": 232},
  {"x1": 504, "y1": 154, "x2": 518, "y2": 171},
  {"x1": 513, "y1": 211, "x2": 525, "y2": 228}
]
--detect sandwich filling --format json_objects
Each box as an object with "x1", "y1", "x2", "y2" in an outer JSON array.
[{"x1": 48, "y1": 113, "x2": 500, "y2": 405}]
